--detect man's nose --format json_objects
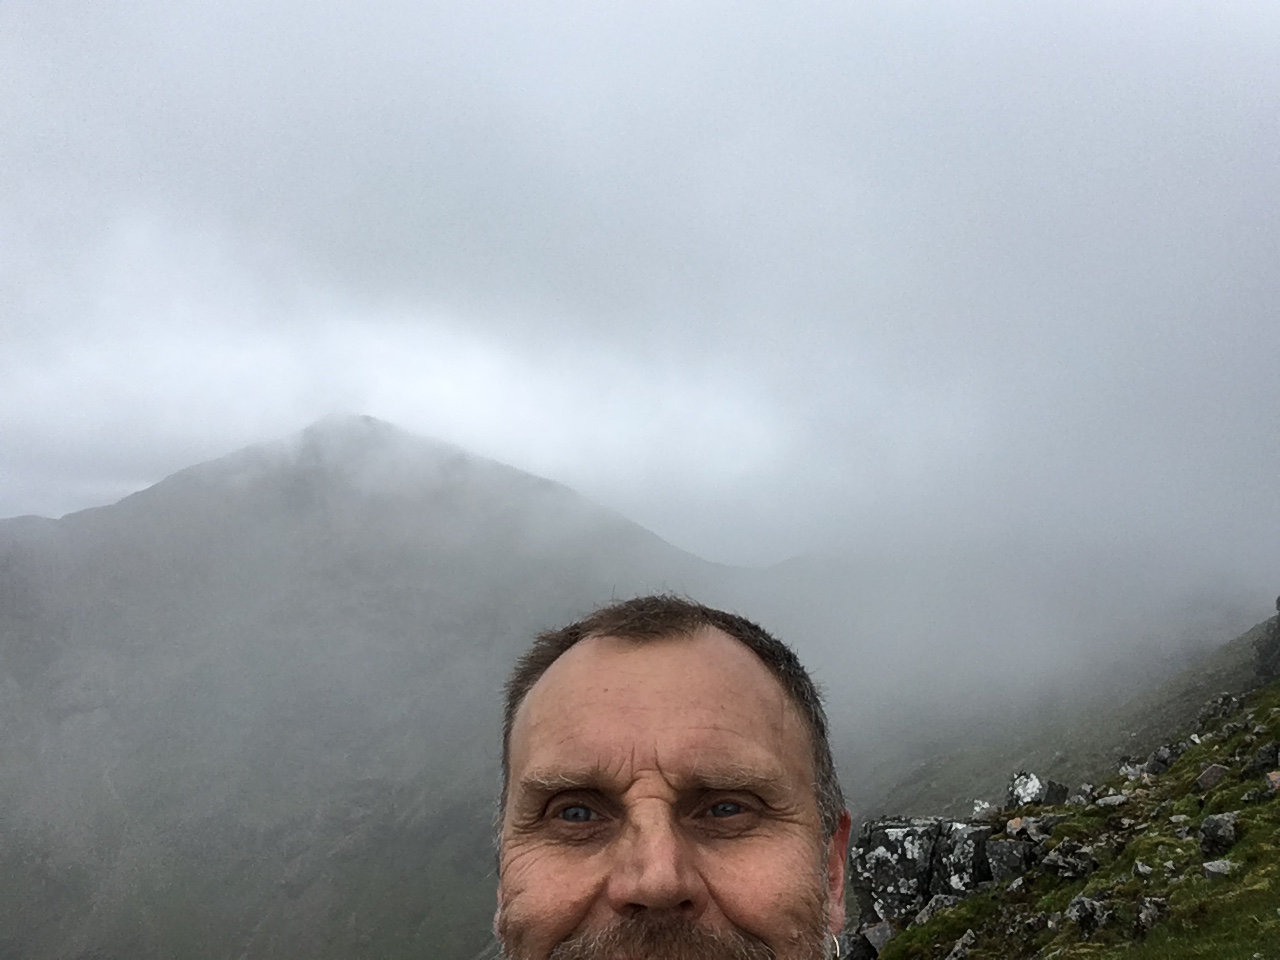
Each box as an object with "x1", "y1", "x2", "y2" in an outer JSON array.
[{"x1": 604, "y1": 806, "x2": 709, "y2": 917}]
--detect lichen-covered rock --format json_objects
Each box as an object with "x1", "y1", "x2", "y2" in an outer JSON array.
[
  {"x1": 849, "y1": 817, "x2": 994, "y2": 927},
  {"x1": 914, "y1": 893, "x2": 961, "y2": 926},
  {"x1": 931, "y1": 822, "x2": 994, "y2": 897},
  {"x1": 942, "y1": 928, "x2": 977, "y2": 960},
  {"x1": 1005, "y1": 771, "x2": 1069, "y2": 809},
  {"x1": 849, "y1": 818, "x2": 943, "y2": 926}
]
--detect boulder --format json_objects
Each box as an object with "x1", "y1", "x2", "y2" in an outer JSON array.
[
  {"x1": 1247, "y1": 741, "x2": 1278, "y2": 775},
  {"x1": 1197, "y1": 693, "x2": 1241, "y2": 728},
  {"x1": 1196, "y1": 764, "x2": 1231, "y2": 792},
  {"x1": 1005, "y1": 772, "x2": 1069, "y2": 809},
  {"x1": 849, "y1": 817, "x2": 993, "y2": 927},
  {"x1": 1065, "y1": 895, "x2": 1110, "y2": 935},
  {"x1": 1199, "y1": 813, "x2": 1238, "y2": 857},
  {"x1": 914, "y1": 894, "x2": 961, "y2": 926},
  {"x1": 1041, "y1": 841, "x2": 1097, "y2": 880},
  {"x1": 849, "y1": 818, "x2": 943, "y2": 926},
  {"x1": 860, "y1": 920, "x2": 895, "y2": 954},
  {"x1": 986, "y1": 839, "x2": 1036, "y2": 883},
  {"x1": 1202, "y1": 859, "x2": 1235, "y2": 880},
  {"x1": 930, "y1": 822, "x2": 994, "y2": 897},
  {"x1": 1135, "y1": 897, "x2": 1167, "y2": 936}
]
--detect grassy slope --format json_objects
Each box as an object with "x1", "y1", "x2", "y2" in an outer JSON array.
[
  {"x1": 861, "y1": 622, "x2": 1265, "y2": 821},
  {"x1": 880, "y1": 662, "x2": 1280, "y2": 959}
]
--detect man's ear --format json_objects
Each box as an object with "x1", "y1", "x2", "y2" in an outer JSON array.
[{"x1": 825, "y1": 810, "x2": 853, "y2": 932}]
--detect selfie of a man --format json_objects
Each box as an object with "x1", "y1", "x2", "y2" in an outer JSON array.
[{"x1": 496, "y1": 596, "x2": 850, "y2": 959}]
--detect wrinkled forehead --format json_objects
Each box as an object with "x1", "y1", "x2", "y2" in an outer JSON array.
[{"x1": 508, "y1": 628, "x2": 815, "y2": 786}]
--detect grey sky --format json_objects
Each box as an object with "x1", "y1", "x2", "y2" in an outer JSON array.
[{"x1": 3, "y1": 0, "x2": 1278, "y2": 573}]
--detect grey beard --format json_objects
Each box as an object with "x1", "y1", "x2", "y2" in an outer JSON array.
[{"x1": 501, "y1": 913, "x2": 833, "y2": 960}]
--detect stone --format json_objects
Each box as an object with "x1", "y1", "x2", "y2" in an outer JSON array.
[
  {"x1": 1198, "y1": 693, "x2": 1241, "y2": 727},
  {"x1": 861, "y1": 920, "x2": 895, "y2": 954},
  {"x1": 1095, "y1": 794, "x2": 1128, "y2": 808},
  {"x1": 1041, "y1": 841, "x2": 1098, "y2": 880},
  {"x1": 840, "y1": 933, "x2": 880, "y2": 960},
  {"x1": 1136, "y1": 897, "x2": 1167, "y2": 936},
  {"x1": 1144, "y1": 743, "x2": 1180, "y2": 775},
  {"x1": 1133, "y1": 860, "x2": 1153, "y2": 878},
  {"x1": 943, "y1": 929, "x2": 977, "y2": 960},
  {"x1": 914, "y1": 894, "x2": 961, "y2": 926},
  {"x1": 1247, "y1": 741, "x2": 1278, "y2": 775},
  {"x1": 1065, "y1": 895, "x2": 1110, "y2": 934},
  {"x1": 1196, "y1": 763, "x2": 1231, "y2": 792},
  {"x1": 1203, "y1": 859, "x2": 1235, "y2": 880},
  {"x1": 850, "y1": 818, "x2": 942, "y2": 926},
  {"x1": 1005, "y1": 772, "x2": 1069, "y2": 809},
  {"x1": 930, "y1": 822, "x2": 995, "y2": 898},
  {"x1": 987, "y1": 838, "x2": 1037, "y2": 883},
  {"x1": 849, "y1": 817, "x2": 994, "y2": 927},
  {"x1": 1199, "y1": 812, "x2": 1238, "y2": 857}
]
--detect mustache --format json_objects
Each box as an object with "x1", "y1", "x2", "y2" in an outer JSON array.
[{"x1": 545, "y1": 914, "x2": 778, "y2": 960}]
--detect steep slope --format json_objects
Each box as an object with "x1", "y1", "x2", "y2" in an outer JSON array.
[
  {"x1": 0, "y1": 416, "x2": 740, "y2": 959},
  {"x1": 872, "y1": 664, "x2": 1280, "y2": 959}
]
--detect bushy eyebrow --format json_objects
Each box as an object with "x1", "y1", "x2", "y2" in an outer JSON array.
[{"x1": 514, "y1": 764, "x2": 790, "y2": 800}]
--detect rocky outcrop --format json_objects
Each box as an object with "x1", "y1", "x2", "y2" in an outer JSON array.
[
  {"x1": 847, "y1": 684, "x2": 1280, "y2": 957},
  {"x1": 849, "y1": 817, "x2": 994, "y2": 930}
]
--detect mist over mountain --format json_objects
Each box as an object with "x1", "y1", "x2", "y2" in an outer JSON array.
[{"x1": 0, "y1": 417, "x2": 1266, "y2": 958}]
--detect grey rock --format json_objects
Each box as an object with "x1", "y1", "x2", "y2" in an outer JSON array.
[
  {"x1": 1199, "y1": 812, "x2": 1238, "y2": 857},
  {"x1": 1005, "y1": 771, "x2": 1069, "y2": 809},
  {"x1": 1133, "y1": 860, "x2": 1153, "y2": 878},
  {"x1": 861, "y1": 920, "x2": 895, "y2": 953},
  {"x1": 839, "y1": 933, "x2": 879, "y2": 960},
  {"x1": 849, "y1": 817, "x2": 992, "y2": 927},
  {"x1": 987, "y1": 838, "x2": 1036, "y2": 883},
  {"x1": 1136, "y1": 897, "x2": 1167, "y2": 936},
  {"x1": 931, "y1": 822, "x2": 994, "y2": 897},
  {"x1": 1198, "y1": 693, "x2": 1241, "y2": 727},
  {"x1": 1042, "y1": 841, "x2": 1097, "y2": 880},
  {"x1": 849, "y1": 818, "x2": 942, "y2": 926},
  {"x1": 1095, "y1": 794, "x2": 1129, "y2": 808},
  {"x1": 943, "y1": 929, "x2": 977, "y2": 960},
  {"x1": 1203, "y1": 858, "x2": 1235, "y2": 880},
  {"x1": 1247, "y1": 741, "x2": 1278, "y2": 775},
  {"x1": 1196, "y1": 763, "x2": 1231, "y2": 792},
  {"x1": 1065, "y1": 895, "x2": 1110, "y2": 935},
  {"x1": 1144, "y1": 743, "x2": 1181, "y2": 775},
  {"x1": 914, "y1": 894, "x2": 961, "y2": 926}
]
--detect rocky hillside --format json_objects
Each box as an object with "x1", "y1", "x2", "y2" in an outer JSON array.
[{"x1": 845, "y1": 628, "x2": 1280, "y2": 959}]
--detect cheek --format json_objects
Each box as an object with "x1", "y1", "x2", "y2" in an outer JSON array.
[
  {"x1": 498, "y1": 848, "x2": 599, "y2": 957},
  {"x1": 701, "y1": 843, "x2": 829, "y2": 944}
]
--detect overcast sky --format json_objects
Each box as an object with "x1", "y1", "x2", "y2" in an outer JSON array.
[{"x1": 3, "y1": 0, "x2": 1278, "y2": 574}]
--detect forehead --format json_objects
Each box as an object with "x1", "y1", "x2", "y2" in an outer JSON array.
[{"x1": 509, "y1": 628, "x2": 815, "y2": 787}]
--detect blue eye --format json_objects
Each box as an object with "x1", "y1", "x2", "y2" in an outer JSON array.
[
  {"x1": 558, "y1": 805, "x2": 596, "y2": 823},
  {"x1": 708, "y1": 801, "x2": 744, "y2": 818}
]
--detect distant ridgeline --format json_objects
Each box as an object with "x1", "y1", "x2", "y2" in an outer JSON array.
[
  {"x1": 841, "y1": 611, "x2": 1280, "y2": 960},
  {"x1": 0, "y1": 417, "x2": 1272, "y2": 960}
]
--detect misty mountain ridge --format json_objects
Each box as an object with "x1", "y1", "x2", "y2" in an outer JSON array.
[{"x1": 0, "y1": 416, "x2": 1270, "y2": 958}]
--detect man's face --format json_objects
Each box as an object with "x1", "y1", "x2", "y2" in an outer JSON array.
[{"x1": 497, "y1": 628, "x2": 850, "y2": 959}]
